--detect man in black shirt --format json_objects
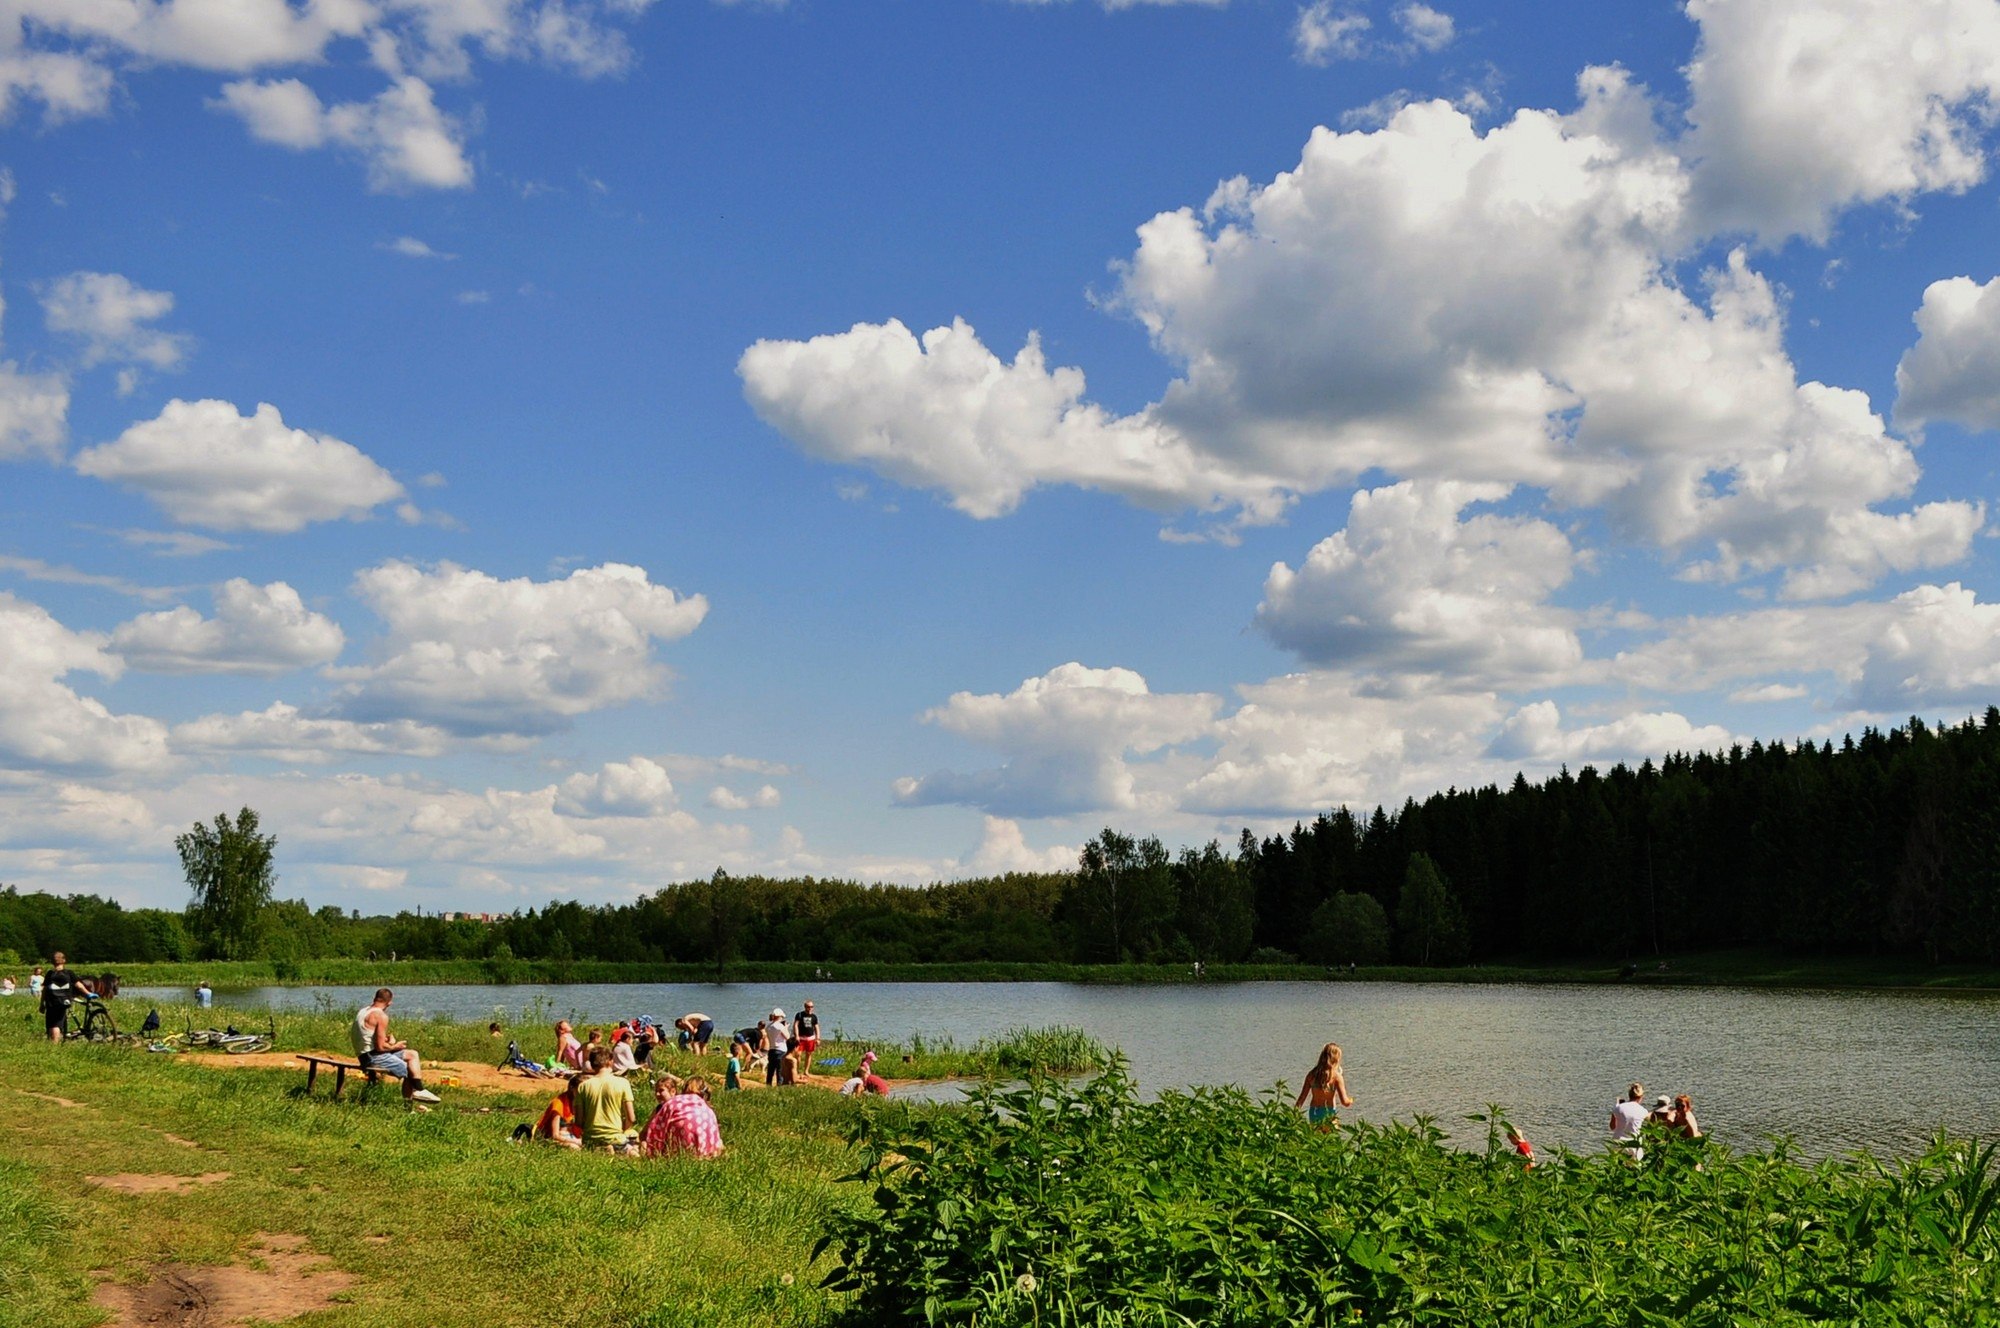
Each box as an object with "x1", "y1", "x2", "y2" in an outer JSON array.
[
  {"x1": 41, "y1": 951, "x2": 79, "y2": 1042},
  {"x1": 794, "y1": 999, "x2": 821, "y2": 1076}
]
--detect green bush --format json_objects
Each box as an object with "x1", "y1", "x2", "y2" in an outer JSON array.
[
  {"x1": 825, "y1": 1060, "x2": 2000, "y2": 1326},
  {"x1": 1302, "y1": 891, "x2": 1391, "y2": 965}
]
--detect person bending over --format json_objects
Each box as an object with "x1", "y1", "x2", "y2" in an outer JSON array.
[
  {"x1": 572, "y1": 1046, "x2": 638, "y2": 1153},
  {"x1": 839, "y1": 1071, "x2": 890, "y2": 1097},
  {"x1": 675, "y1": 1013, "x2": 716, "y2": 1055},
  {"x1": 351, "y1": 988, "x2": 441, "y2": 1108}
]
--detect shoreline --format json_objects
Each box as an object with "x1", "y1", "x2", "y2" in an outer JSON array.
[
  {"x1": 77, "y1": 949, "x2": 2000, "y2": 995},
  {"x1": 175, "y1": 1048, "x2": 939, "y2": 1098}
]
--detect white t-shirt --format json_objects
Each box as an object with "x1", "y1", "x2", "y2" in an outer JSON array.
[
  {"x1": 1610, "y1": 1100, "x2": 1649, "y2": 1140},
  {"x1": 764, "y1": 1018, "x2": 789, "y2": 1053}
]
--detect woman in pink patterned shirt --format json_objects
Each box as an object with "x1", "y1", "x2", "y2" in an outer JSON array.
[{"x1": 641, "y1": 1076, "x2": 724, "y2": 1159}]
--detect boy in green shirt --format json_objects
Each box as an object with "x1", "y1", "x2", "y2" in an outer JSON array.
[
  {"x1": 724, "y1": 1038, "x2": 743, "y2": 1091},
  {"x1": 572, "y1": 1046, "x2": 637, "y2": 1151}
]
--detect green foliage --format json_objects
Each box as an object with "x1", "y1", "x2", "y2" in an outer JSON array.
[
  {"x1": 827, "y1": 1064, "x2": 2000, "y2": 1327},
  {"x1": 1064, "y1": 830, "x2": 1175, "y2": 963},
  {"x1": 177, "y1": 807, "x2": 277, "y2": 961},
  {"x1": 1395, "y1": 852, "x2": 1468, "y2": 966},
  {"x1": 1173, "y1": 840, "x2": 1254, "y2": 963},
  {"x1": 1303, "y1": 891, "x2": 1391, "y2": 965}
]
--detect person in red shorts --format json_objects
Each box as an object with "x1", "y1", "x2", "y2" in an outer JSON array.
[{"x1": 793, "y1": 999, "x2": 821, "y2": 1076}]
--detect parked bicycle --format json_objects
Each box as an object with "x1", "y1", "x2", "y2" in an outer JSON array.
[{"x1": 155, "y1": 1014, "x2": 277, "y2": 1054}]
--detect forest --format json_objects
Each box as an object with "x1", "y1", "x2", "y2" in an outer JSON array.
[{"x1": 5, "y1": 710, "x2": 1999, "y2": 970}]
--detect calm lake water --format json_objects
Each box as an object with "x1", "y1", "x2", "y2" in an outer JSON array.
[{"x1": 126, "y1": 979, "x2": 2000, "y2": 1159}]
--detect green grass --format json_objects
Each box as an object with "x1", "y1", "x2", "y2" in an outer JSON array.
[
  {"x1": 94, "y1": 948, "x2": 2000, "y2": 992},
  {"x1": 0, "y1": 1004, "x2": 901, "y2": 1327}
]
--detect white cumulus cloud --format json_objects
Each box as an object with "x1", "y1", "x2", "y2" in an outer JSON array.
[
  {"x1": 1293, "y1": 3, "x2": 1370, "y2": 64},
  {"x1": 40, "y1": 271, "x2": 192, "y2": 375},
  {"x1": 706, "y1": 783, "x2": 780, "y2": 811},
  {"x1": 1684, "y1": 0, "x2": 2000, "y2": 241},
  {"x1": 1256, "y1": 481, "x2": 1583, "y2": 685},
  {"x1": 893, "y1": 663, "x2": 1221, "y2": 817},
  {"x1": 747, "y1": 68, "x2": 1982, "y2": 595},
  {"x1": 1894, "y1": 275, "x2": 2000, "y2": 434},
  {"x1": 0, "y1": 592, "x2": 170, "y2": 773},
  {"x1": 111, "y1": 579, "x2": 345, "y2": 674},
  {"x1": 739, "y1": 318, "x2": 1285, "y2": 530},
  {"x1": 332, "y1": 560, "x2": 709, "y2": 735},
  {"x1": 215, "y1": 75, "x2": 473, "y2": 191},
  {"x1": 171, "y1": 702, "x2": 455, "y2": 762},
  {"x1": 1487, "y1": 701, "x2": 1735, "y2": 764},
  {"x1": 561, "y1": 757, "x2": 678, "y2": 817},
  {"x1": 73, "y1": 398, "x2": 407, "y2": 533}
]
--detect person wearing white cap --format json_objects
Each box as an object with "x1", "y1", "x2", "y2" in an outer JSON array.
[{"x1": 763, "y1": 1007, "x2": 790, "y2": 1084}]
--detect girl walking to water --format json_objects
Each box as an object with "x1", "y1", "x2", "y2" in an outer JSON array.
[{"x1": 1294, "y1": 1042, "x2": 1354, "y2": 1130}]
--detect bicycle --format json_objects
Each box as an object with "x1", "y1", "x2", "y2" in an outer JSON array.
[
  {"x1": 174, "y1": 1014, "x2": 277, "y2": 1054},
  {"x1": 62, "y1": 994, "x2": 137, "y2": 1046}
]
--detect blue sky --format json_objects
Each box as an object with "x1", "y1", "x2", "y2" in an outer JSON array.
[{"x1": 7, "y1": 0, "x2": 2000, "y2": 911}]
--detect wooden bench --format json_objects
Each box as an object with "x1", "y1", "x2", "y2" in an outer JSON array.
[{"x1": 298, "y1": 1054, "x2": 383, "y2": 1100}]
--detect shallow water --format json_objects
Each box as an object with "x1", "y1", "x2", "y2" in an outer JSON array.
[{"x1": 122, "y1": 978, "x2": 2000, "y2": 1158}]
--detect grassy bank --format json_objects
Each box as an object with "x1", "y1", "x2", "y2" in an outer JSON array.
[
  {"x1": 89, "y1": 948, "x2": 2000, "y2": 992},
  {"x1": 0, "y1": 1013, "x2": 868, "y2": 1327}
]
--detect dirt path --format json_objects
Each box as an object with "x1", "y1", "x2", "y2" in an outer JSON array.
[{"x1": 92, "y1": 1232, "x2": 354, "y2": 1327}]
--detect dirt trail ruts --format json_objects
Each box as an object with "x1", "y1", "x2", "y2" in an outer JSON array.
[
  {"x1": 86, "y1": 1171, "x2": 231, "y2": 1194},
  {"x1": 92, "y1": 1232, "x2": 355, "y2": 1327}
]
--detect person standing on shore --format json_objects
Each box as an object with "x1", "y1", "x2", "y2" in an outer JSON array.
[
  {"x1": 793, "y1": 1000, "x2": 820, "y2": 1075},
  {"x1": 29, "y1": 965, "x2": 43, "y2": 1001},
  {"x1": 763, "y1": 1008, "x2": 790, "y2": 1084},
  {"x1": 40, "y1": 952, "x2": 79, "y2": 1043},
  {"x1": 1293, "y1": 1043, "x2": 1354, "y2": 1129}
]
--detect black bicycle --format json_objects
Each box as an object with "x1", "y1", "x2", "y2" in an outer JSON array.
[{"x1": 61, "y1": 993, "x2": 129, "y2": 1045}]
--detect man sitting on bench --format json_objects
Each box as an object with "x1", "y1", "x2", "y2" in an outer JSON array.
[{"x1": 351, "y1": 988, "x2": 441, "y2": 1109}]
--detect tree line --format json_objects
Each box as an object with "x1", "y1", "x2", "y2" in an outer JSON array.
[{"x1": 5, "y1": 711, "x2": 2000, "y2": 971}]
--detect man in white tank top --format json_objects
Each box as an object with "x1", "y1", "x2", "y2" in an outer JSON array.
[{"x1": 353, "y1": 988, "x2": 440, "y2": 1107}]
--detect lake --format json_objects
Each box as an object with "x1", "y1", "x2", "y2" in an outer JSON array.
[{"x1": 126, "y1": 978, "x2": 2000, "y2": 1159}]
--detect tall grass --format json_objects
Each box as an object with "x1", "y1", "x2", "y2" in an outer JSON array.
[{"x1": 825, "y1": 1058, "x2": 2000, "y2": 1326}]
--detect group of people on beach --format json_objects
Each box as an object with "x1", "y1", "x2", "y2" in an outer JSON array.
[
  {"x1": 514, "y1": 995, "x2": 893, "y2": 1156},
  {"x1": 524, "y1": 1044, "x2": 725, "y2": 1157}
]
